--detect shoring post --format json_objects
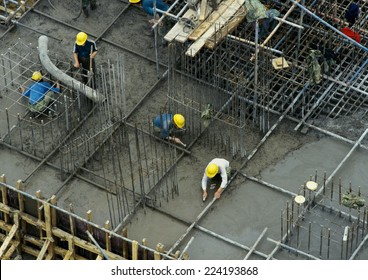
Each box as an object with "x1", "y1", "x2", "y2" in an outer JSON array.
[
  {"x1": 105, "y1": 221, "x2": 111, "y2": 252},
  {"x1": 43, "y1": 200, "x2": 55, "y2": 259},
  {"x1": 132, "y1": 240, "x2": 139, "y2": 260},
  {"x1": 280, "y1": 209, "x2": 283, "y2": 241},
  {"x1": 36, "y1": 190, "x2": 44, "y2": 239},
  {"x1": 286, "y1": 202, "x2": 289, "y2": 242},
  {"x1": 122, "y1": 227, "x2": 128, "y2": 259},
  {"x1": 0, "y1": 175, "x2": 9, "y2": 224},
  {"x1": 16, "y1": 180, "x2": 26, "y2": 230}
]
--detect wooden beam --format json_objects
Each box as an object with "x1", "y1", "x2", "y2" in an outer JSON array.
[
  {"x1": 64, "y1": 250, "x2": 73, "y2": 260},
  {"x1": 2, "y1": 241, "x2": 20, "y2": 260},
  {"x1": 43, "y1": 201, "x2": 55, "y2": 258},
  {"x1": 164, "y1": 8, "x2": 197, "y2": 43},
  {"x1": 142, "y1": 238, "x2": 147, "y2": 260},
  {"x1": 122, "y1": 227, "x2": 128, "y2": 259},
  {"x1": 190, "y1": 0, "x2": 235, "y2": 41},
  {"x1": 35, "y1": 191, "x2": 44, "y2": 239},
  {"x1": 105, "y1": 221, "x2": 111, "y2": 252},
  {"x1": 0, "y1": 222, "x2": 18, "y2": 258},
  {"x1": 52, "y1": 228, "x2": 124, "y2": 260},
  {"x1": 37, "y1": 239, "x2": 50, "y2": 260},
  {"x1": 0, "y1": 174, "x2": 9, "y2": 224},
  {"x1": 96, "y1": 254, "x2": 103, "y2": 260},
  {"x1": 199, "y1": 0, "x2": 208, "y2": 21},
  {"x1": 186, "y1": 0, "x2": 245, "y2": 57},
  {"x1": 205, "y1": 7, "x2": 246, "y2": 49},
  {"x1": 132, "y1": 240, "x2": 138, "y2": 260}
]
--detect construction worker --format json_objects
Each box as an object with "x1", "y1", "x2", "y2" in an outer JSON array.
[
  {"x1": 130, "y1": 0, "x2": 169, "y2": 27},
  {"x1": 20, "y1": 71, "x2": 60, "y2": 116},
  {"x1": 82, "y1": 0, "x2": 97, "y2": 18},
  {"x1": 201, "y1": 158, "x2": 231, "y2": 201},
  {"x1": 73, "y1": 31, "x2": 97, "y2": 86},
  {"x1": 153, "y1": 113, "x2": 186, "y2": 147}
]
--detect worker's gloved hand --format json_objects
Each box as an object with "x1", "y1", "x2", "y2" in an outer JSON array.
[{"x1": 74, "y1": 62, "x2": 80, "y2": 68}]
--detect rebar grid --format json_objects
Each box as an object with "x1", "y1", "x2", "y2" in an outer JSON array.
[{"x1": 280, "y1": 172, "x2": 368, "y2": 259}]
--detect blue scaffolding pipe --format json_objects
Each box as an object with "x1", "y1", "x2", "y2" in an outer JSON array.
[
  {"x1": 349, "y1": 58, "x2": 368, "y2": 82},
  {"x1": 288, "y1": 0, "x2": 368, "y2": 53}
]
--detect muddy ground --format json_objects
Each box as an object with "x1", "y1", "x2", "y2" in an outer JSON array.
[{"x1": 0, "y1": 0, "x2": 367, "y2": 260}]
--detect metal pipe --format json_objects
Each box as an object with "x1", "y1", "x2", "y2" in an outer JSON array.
[
  {"x1": 288, "y1": 0, "x2": 368, "y2": 53},
  {"x1": 86, "y1": 230, "x2": 110, "y2": 260}
]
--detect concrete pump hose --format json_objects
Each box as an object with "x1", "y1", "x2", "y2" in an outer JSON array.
[{"x1": 38, "y1": 35, "x2": 102, "y2": 103}]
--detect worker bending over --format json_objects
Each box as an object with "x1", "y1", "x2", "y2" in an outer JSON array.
[
  {"x1": 20, "y1": 71, "x2": 60, "y2": 117},
  {"x1": 73, "y1": 32, "x2": 97, "y2": 86},
  {"x1": 202, "y1": 158, "x2": 231, "y2": 201},
  {"x1": 130, "y1": 0, "x2": 169, "y2": 26},
  {"x1": 153, "y1": 113, "x2": 186, "y2": 147}
]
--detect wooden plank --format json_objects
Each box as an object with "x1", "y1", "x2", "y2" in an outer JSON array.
[
  {"x1": 122, "y1": 227, "x2": 128, "y2": 259},
  {"x1": 132, "y1": 240, "x2": 138, "y2": 260},
  {"x1": 2, "y1": 241, "x2": 20, "y2": 260},
  {"x1": 186, "y1": 0, "x2": 245, "y2": 57},
  {"x1": 142, "y1": 238, "x2": 147, "y2": 260},
  {"x1": 0, "y1": 223, "x2": 18, "y2": 258},
  {"x1": 63, "y1": 250, "x2": 73, "y2": 260},
  {"x1": 0, "y1": 174, "x2": 9, "y2": 224},
  {"x1": 164, "y1": 8, "x2": 197, "y2": 43},
  {"x1": 35, "y1": 191, "x2": 44, "y2": 239},
  {"x1": 37, "y1": 239, "x2": 50, "y2": 260},
  {"x1": 190, "y1": 0, "x2": 236, "y2": 41},
  {"x1": 43, "y1": 202, "x2": 55, "y2": 258},
  {"x1": 96, "y1": 254, "x2": 103, "y2": 260},
  {"x1": 52, "y1": 228, "x2": 124, "y2": 260},
  {"x1": 105, "y1": 221, "x2": 111, "y2": 252},
  {"x1": 205, "y1": 7, "x2": 246, "y2": 49},
  {"x1": 199, "y1": 0, "x2": 208, "y2": 21}
]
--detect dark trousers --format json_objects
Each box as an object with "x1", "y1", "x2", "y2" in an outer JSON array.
[{"x1": 79, "y1": 56, "x2": 96, "y2": 87}]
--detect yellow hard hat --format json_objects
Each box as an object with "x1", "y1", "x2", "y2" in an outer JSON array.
[
  {"x1": 32, "y1": 71, "x2": 42, "y2": 81},
  {"x1": 76, "y1": 32, "x2": 88, "y2": 46},
  {"x1": 129, "y1": 0, "x2": 141, "y2": 3},
  {"x1": 206, "y1": 163, "x2": 218, "y2": 178},
  {"x1": 173, "y1": 114, "x2": 185, "y2": 128}
]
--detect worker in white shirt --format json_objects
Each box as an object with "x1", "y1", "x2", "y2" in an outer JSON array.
[{"x1": 201, "y1": 158, "x2": 231, "y2": 201}]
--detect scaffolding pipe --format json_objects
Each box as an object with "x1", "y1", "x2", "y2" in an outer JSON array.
[
  {"x1": 288, "y1": 0, "x2": 368, "y2": 53},
  {"x1": 267, "y1": 237, "x2": 320, "y2": 260},
  {"x1": 86, "y1": 230, "x2": 110, "y2": 260},
  {"x1": 350, "y1": 232, "x2": 368, "y2": 260},
  {"x1": 38, "y1": 36, "x2": 103, "y2": 102}
]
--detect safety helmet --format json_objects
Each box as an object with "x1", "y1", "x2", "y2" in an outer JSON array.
[
  {"x1": 173, "y1": 114, "x2": 185, "y2": 129},
  {"x1": 76, "y1": 32, "x2": 88, "y2": 46},
  {"x1": 129, "y1": 0, "x2": 141, "y2": 3},
  {"x1": 31, "y1": 71, "x2": 42, "y2": 81},
  {"x1": 206, "y1": 163, "x2": 218, "y2": 178}
]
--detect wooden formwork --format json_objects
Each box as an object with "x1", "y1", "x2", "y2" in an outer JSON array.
[{"x1": 0, "y1": 174, "x2": 183, "y2": 260}]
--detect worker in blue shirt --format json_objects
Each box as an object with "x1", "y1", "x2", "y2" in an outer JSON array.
[
  {"x1": 20, "y1": 71, "x2": 60, "y2": 116},
  {"x1": 73, "y1": 31, "x2": 97, "y2": 86},
  {"x1": 153, "y1": 113, "x2": 186, "y2": 147}
]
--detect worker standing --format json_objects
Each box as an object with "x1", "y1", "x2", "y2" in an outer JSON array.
[
  {"x1": 20, "y1": 71, "x2": 60, "y2": 117},
  {"x1": 82, "y1": 0, "x2": 97, "y2": 18},
  {"x1": 73, "y1": 32, "x2": 97, "y2": 87},
  {"x1": 201, "y1": 158, "x2": 231, "y2": 201},
  {"x1": 153, "y1": 113, "x2": 186, "y2": 147}
]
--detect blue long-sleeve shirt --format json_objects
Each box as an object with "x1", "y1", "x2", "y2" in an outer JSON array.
[
  {"x1": 153, "y1": 113, "x2": 174, "y2": 139},
  {"x1": 142, "y1": 0, "x2": 169, "y2": 16},
  {"x1": 22, "y1": 82, "x2": 60, "y2": 105}
]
